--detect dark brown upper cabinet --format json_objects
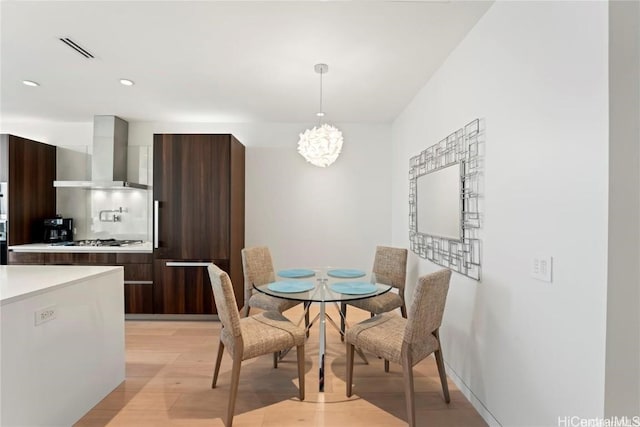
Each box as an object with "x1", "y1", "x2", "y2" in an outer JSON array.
[{"x1": 1, "y1": 134, "x2": 56, "y2": 246}]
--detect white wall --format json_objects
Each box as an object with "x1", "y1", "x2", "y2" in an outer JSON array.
[
  {"x1": 606, "y1": 0, "x2": 640, "y2": 418},
  {"x1": 0, "y1": 121, "x2": 92, "y2": 147},
  {"x1": 391, "y1": 2, "x2": 609, "y2": 425}
]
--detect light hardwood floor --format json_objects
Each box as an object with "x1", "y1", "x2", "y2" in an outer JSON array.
[{"x1": 75, "y1": 305, "x2": 487, "y2": 427}]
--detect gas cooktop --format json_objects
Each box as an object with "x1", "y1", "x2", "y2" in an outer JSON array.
[{"x1": 51, "y1": 239, "x2": 144, "y2": 247}]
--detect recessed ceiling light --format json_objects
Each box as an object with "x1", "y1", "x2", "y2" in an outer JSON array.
[
  {"x1": 22, "y1": 80, "x2": 40, "y2": 87},
  {"x1": 120, "y1": 79, "x2": 134, "y2": 86}
]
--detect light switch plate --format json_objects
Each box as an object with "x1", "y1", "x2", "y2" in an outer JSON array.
[{"x1": 532, "y1": 256, "x2": 553, "y2": 282}]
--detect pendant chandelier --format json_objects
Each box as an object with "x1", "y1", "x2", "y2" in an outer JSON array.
[{"x1": 297, "y1": 63, "x2": 344, "y2": 168}]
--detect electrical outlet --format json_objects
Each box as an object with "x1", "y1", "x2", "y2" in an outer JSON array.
[
  {"x1": 34, "y1": 305, "x2": 57, "y2": 326},
  {"x1": 531, "y1": 256, "x2": 553, "y2": 282}
]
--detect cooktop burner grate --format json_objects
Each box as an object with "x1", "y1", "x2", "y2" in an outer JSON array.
[{"x1": 51, "y1": 239, "x2": 144, "y2": 247}]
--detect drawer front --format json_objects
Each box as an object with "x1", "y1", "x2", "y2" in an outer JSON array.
[
  {"x1": 8, "y1": 251, "x2": 45, "y2": 264},
  {"x1": 45, "y1": 253, "x2": 117, "y2": 265},
  {"x1": 116, "y1": 253, "x2": 153, "y2": 264}
]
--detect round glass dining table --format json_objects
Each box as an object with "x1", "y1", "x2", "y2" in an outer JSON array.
[{"x1": 253, "y1": 268, "x2": 392, "y2": 392}]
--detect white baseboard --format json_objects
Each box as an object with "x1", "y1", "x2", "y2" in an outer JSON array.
[{"x1": 444, "y1": 360, "x2": 502, "y2": 427}]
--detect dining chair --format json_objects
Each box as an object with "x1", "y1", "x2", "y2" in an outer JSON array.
[
  {"x1": 241, "y1": 246, "x2": 310, "y2": 330},
  {"x1": 345, "y1": 268, "x2": 452, "y2": 427},
  {"x1": 340, "y1": 246, "x2": 408, "y2": 343},
  {"x1": 208, "y1": 263, "x2": 306, "y2": 427}
]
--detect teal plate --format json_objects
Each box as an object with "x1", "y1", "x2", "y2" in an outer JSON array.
[
  {"x1": 327, "y1": 269, "x2": 366, "y2": 278},
  {"x1": 268, "y1": 281, "x2": 315, "y2": 293},
  {"x1": 330, "y1": 282, "x2": 377, "y2": 295},
  {"x1": 278, "y1": 269, "x2": 316, "y2": 278}
]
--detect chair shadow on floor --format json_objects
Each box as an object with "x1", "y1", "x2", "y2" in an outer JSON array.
[
  {"x1": 166, "y1": 355, "x2": 314, "y2": 422},
  {"x1": 329, "y1": 352, "x2": 470, "y2": 425}
]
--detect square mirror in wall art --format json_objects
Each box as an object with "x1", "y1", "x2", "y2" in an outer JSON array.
[{"x1": 409, "y1": 119, "x2": 483, "y2": 280}]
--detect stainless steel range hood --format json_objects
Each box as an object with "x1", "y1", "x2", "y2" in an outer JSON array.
[{"x1": 54, "y1": 115, "x2": 148, "y2": 190}]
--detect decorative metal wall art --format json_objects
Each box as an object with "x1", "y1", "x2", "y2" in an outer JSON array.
[{"x1": 409, "y1": 119, "x2": 483, "y2": 280}]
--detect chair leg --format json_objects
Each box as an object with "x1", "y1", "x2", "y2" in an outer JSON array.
[
  {"x1": 402, "y1": 350, "x2": 416, "y2": 427},
  {"x1": 340, "y1": 303, "x2": 347, "y2": 342},
  {"x1": 304, "y1": 302, "x2": 311, "y2": 338},
  {"x1": 434, "y1": 349, "x2": 450, "y2": 403},
  {"x1": 346, "y1": 342, "x2": 355, "y2": 397},
  {"x1": 400, "y1": 303, "x2": 407, "y2": 319},
  {"x1": 242, "y1": 305, "x2": 250, "y2": 318},
  {"x1": 296, "y1": 344, "x2": 305, "y2": 401},
  {"x1": 384, "y1": 359, "x2": 390, "y2": 373},
  {"x1": 227, "y1": 350, "x2": 243, "y2": 427},
  {"x1": 212, "y1": 339, "x2": 225, "y2": 388},
  {"x1": 433, "y1": 330, "x2": 450, "y2": 403},
  {"x1": 273, "y1": 352, "x2": 278, "y2": 369}
]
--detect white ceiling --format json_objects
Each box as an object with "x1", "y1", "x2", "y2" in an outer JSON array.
[{"x1": 1, "y1": 1, "x2": 491, "y2": 124}]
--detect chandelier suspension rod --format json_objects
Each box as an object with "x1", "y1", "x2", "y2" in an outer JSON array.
[
  {"x1": 319, "y1": 67, "x2": 323, "y2": 117},
  {"x1": 314, "y1": 63, "x2": 328, "y2": 121}
]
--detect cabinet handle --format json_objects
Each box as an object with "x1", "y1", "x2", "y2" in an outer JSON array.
[
  {"x1": 165, "y1": 262, "x2": 211, "y2": 267},
  {"x1": 153, "y1": 200, "x2": 159, "y2": 249},
  {"x1": 124, "y1": 281, "x2": 154, "y2": 285}
]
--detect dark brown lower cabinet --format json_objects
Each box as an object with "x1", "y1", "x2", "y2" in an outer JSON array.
[
  {"x1": 154, "y1": 259, "x2": 228, "y2": 314},
  {"x1": 117, "y1": 253, "x2": 153, "y2": 314},
  {"x1": 124, "y1": 284, "x2": 153, "y2": 314}
]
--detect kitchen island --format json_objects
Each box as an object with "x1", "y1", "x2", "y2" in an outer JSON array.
[{"x1": 0, "y1": 265, "x2": 125, "y2": 426}]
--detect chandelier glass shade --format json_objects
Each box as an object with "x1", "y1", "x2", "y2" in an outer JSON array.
[
  {"x1": 297, "y1": 63, "x2": 343, "y2": 168},
  {"x1": 297, "y1": 124, "x2": 344, "y2": 168}
]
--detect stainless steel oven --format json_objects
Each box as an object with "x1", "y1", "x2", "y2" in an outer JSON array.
[
  {"x1": 0, "y1": 220, "x2": 6, "y2": 265},
  {"x1": 0, "y1": 182, "x2": 6, "y2": 265}
]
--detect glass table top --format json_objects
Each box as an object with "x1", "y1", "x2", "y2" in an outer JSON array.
[{"x1": 254, "y1": 268, "x2": 392, "y2": 303}]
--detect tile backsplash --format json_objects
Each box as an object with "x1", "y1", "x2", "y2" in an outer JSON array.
[
  {"x1": 56, "y1": 188, "x2": 149, "y2": 241},
  {"x1": 55, "y1": 145, "x2": 151, "y2": 241},
  {"x1": 88, "y1": 190, "x2": 149, "y2": 240}
]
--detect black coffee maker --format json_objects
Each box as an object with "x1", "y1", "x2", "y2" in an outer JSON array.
[{"x1": 43, "y1": 217, "x2": 73, "y2": 244}]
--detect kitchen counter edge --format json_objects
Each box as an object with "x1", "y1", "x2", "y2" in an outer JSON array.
[
  {"x1": 8, "y1": 242, "x2": 153, "y2": 254},
  {"x1": 0, "y1": 265, "x2": 123, "y2": 305}
]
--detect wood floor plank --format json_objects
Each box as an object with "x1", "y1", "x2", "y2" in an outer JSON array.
[{"x1": 74, "y1": 306, "x2": 487, "y2": 426}]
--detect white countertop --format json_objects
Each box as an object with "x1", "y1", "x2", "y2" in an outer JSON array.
[
  {"x1": 8, "y1": 242, "x2": 153, "y2": 253},
  {"x1": 0, "y1": 265, "x2": 123, "y2": 305}
]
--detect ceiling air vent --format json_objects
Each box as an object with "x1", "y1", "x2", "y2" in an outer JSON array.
[{"x1": 59, "y1": 37, "x2": 94, "y2": 59}]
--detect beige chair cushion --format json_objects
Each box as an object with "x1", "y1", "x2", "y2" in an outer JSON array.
[
  {"x1": 346, "y1": 292, "x2": 403, "y2": 314},
  {"x1": 248, "y1": 292, "x2": 300, "y2": 313},
  {"x1": 346, "y1": 314, "x2": 439, "y2": 365},
  {"x1": 221, "y1": 311, "x2": 306, "y2": 361}
]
